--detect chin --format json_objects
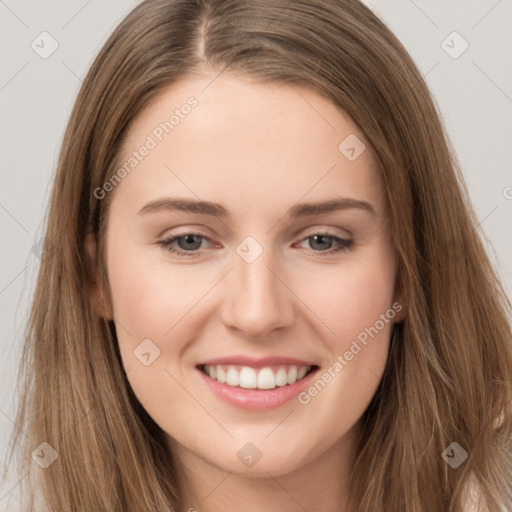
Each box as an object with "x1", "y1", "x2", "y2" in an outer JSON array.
[{"x1": 204, "y1": 441, "x2": 311, "y2": 478}]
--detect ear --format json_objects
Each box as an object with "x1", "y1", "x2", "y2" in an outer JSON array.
[{"x1": 84, "y1": 230, "x2": 113, "y2": 320}]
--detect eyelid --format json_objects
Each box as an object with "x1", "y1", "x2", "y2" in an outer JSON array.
[
  {"x1": 292, "y1": 224, "x2": 353, "y2": 240},
  {"x1": 156, "y1": 224, "x2": 217, "y2": 240}
]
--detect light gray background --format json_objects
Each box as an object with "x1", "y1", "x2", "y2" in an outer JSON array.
[{"x1": 1, "y1": 1, "x2": 511, "y2": 508}]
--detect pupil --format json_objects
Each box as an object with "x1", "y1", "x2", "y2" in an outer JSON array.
[
  {"x1": 179, "y1": 234, "x2": 202, "y2": 251},
  {"x1": 311, "y1": 235, "x2": 331, "y2": 250}
]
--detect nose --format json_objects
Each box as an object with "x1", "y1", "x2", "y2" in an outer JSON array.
[{"x1": 220, "y1": 246, "x2": 295, "y2": 339}]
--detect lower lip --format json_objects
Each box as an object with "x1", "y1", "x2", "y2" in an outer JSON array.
[{"x1": 197, "y1": 367, "x2": 318, "y2": 410}]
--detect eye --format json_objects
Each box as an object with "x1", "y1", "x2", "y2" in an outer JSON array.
[
  {"x1": 296, "y1": 232, "x2": 354, "y2": 256},
  {"x1": 157, "y1": 233, "x2": 211, "y2": 258},
  {"x1": 157, "y1": 231, "x2": 354, "y2": 258}
]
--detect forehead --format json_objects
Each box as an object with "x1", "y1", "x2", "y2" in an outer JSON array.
[{"x1": 111, "y1": 71, "x2": 384, "y2": 221}]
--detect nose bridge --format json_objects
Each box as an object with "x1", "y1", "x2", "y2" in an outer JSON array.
[
  {"x1": 221, "y1": 236, "x2": 294, "y2": 337},
  {"x1": 233, "y1": 233, "x2": 274, "y2": 281},
  {"x1": 238, "y1": 250, "x2": 278, "y2": 303}
]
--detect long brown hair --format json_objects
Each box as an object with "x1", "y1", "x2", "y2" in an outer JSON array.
[{"x1": 4, "y1": 0, "x2": 512, "y2": 510}]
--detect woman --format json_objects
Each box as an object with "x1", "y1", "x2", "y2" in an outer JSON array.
[{"x1": 4, "y1": 0, "x2": 512, "y2": 510}]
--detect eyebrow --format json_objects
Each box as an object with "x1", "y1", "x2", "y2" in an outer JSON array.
[{"x1": 137, "y1": 196, "x2": 376, "y2": 218}]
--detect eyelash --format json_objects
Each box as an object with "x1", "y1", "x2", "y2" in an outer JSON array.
[{"x1": 157, "y1": 231, "x2": 354, "y2": 258}]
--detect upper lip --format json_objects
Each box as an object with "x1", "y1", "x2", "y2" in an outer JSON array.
[{"x1": 197, "y1": 356, "x2": 317, "y2": 369}]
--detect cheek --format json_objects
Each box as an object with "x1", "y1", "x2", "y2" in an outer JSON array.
[
  {"x1": 106, "y1": 244, "x2": 199, "y2": 338},
  {"x1": 298, "y1": 260, "x2": 401, "y2": 428},
  {"x1": 105, "y1": 245, "x2": 204, "y2": 427},
  {"x1": 291, "y1": 249, "x2": 397, "y2": 414},
  {"x1": 298, "y1": 251, "x2": 396, "y2": 349}
]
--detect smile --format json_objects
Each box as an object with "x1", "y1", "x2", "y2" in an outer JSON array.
[{"x1": 199, "y1": 364, "x2": 315, "y2": 390}]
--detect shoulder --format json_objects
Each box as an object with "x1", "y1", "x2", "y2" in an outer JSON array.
[
  {"x1": 461, "y1": 473, "x2": 489, "y2": 512},
  {"x1": 462, "y1": 412, "x2": 508, "y2": 511}
]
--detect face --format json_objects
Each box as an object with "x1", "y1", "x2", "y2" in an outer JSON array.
[{"x1": 95, "y1": 71, "x2": 403, "y2": 479}]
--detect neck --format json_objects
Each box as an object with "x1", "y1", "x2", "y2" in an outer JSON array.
[{"x1": 170, "y1": 423, "x2": 360, "y2": 512}]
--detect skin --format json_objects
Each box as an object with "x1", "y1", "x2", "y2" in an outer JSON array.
[{"x1": 88, "y1": 70, "x2": 405, "y2": 512}]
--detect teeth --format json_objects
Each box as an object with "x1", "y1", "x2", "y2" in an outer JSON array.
[
  {"x1": 216, "y1": 366, "x2": 226, "y2": 383},
  {"x1": 297, "y1": 366, "x2": 307, "y2": 380},
  {"x1": 257, "y1": 367, "x2": 275, "y2": 390},
  {"x1": 226, "y1": 367, "x2": 239, "y2": 386},
  {"x1": 287, "y1": 366, "x2": 298, "y2": 385},
  {"x1": 275, "y1": 367, "x2": 288, "y2": 387},
  {"x1": 202, "y1": 364, "x2": 312, "y2": 390},
  {"x1": 239, "y1": 367, "x2": 257, "y2": 389}
]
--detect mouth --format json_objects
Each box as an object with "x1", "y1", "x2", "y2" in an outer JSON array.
[{"x1": 197, "y1": 363, "x2": 319, "y2": 390}]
